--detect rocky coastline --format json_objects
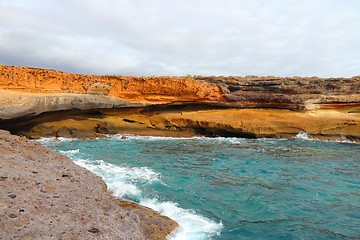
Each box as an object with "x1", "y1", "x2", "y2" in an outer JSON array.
[
  {"x1": 0, "y1": 65, "x2": 359, "y2": 239},
  {"x1": 0, "y1": 130, "x2": 178, "y2": 239},
  {"x1": 1, "y1": 65, "x2": 359, "y2": 142}
]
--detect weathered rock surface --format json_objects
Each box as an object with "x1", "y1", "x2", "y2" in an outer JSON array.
[
  {"x1": 0, "y1": 65, "x2": 360, "y2": 141},
  {"x1": 0, "y1": 89, "x2": 143, "y2": 120},
  {"x1": 195, "y1": 75, "x2": 360, "y2": 109},
  {"x1": 0, "y1": 65, "x2": 359, "y2": 238},
  {"x1": 0, "y1": 130, "x2": 178, "y2": 239},
  {"x1": 1, "y1": 66, "x2": 360, "y2": 114},
  {"x1": 5, "y1": 107, "x2": 358, "y2": 142},
  {"x1": 0, "y1": 65, "x2": 223, "y2": 103}
]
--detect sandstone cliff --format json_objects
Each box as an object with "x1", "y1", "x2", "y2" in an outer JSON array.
[
  {"x1": 0, "y1": 65, "x2": 359, "y2": 141},
  {"x1": 196, "y1": 75, "x2": 360, "y2": 109},
  {"x1": 1, "y1": 66, "x2": 360, "y2": 111}
]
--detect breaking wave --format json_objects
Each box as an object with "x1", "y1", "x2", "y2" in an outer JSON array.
[{"x1": 57, "y1": 148, "x2": 223, "y2": 239}]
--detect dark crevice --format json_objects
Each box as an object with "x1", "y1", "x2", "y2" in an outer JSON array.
[
  {"x1": 139, "y1": 103, "x2": 230, "y2": 114},
  {"x1": 193, "y1": 127, "x2": 257, "y2": 138},
  {"x1": 0, "y1": 103, "x2": 234, "y2": 136},
  {"x1": 0, "y1": 109, "x2": 105, "y2": 135}
]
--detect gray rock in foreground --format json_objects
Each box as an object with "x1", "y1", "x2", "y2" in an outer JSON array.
[{"x1": 0, "y1": 130, "x2": 177, "y2": 239}]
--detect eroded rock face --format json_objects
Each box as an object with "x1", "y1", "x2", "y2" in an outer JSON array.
[
  {"x1": 195, "y1": 75, "x2": 360, "y2": 109},
  {"x1": 0, "y1": 65, "x2": 224, "y2": 102},
  {"x1": 0, "y1": 66, "x2": 225, "y2": 120},
  {"x1": 0, "y1": 65, "x2": 359, "y2": 141},
  {"x1": 4, "y1": 106, "x2": 359, "y2": 142},
  {"x1": 1, "y1": 66, "x2": 359, "y2": 115},
  {"x1": 0, "y1": 130, "x2": 178, "y2": 239},
  {"x1": 0, "y1": 89, "x2": 144, "y2": 120}
]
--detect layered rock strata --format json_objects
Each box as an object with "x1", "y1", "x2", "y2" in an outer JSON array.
[
  {"x1": 0, "y1": 130, "x2": 178, "y2": 239},
  {"x1": 4, "y1": 107, "x2": 358, "y2": 142},
  {"x1": 196, "y1": 75, "x2": 360, "y2": 109},
  {"x1": 0, "y1": 65, "x2": 360, "y2": 141},
  {"x1": 0, "y1": 65, "x2": 359, "y2": 238}
]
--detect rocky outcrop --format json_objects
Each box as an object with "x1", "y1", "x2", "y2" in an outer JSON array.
[
  {"x1": 4, "y1": 107, "x2": 357, "y2": 142},
  {"x1": 0, "y1": 65, "x2": 224, "y2": 120},
  {"x1": 0, "y1": 65, "x2": 223, "y2": 102},
  {"x1": 0, "y1": 66, "x2": 359, "y2": 238},
  {"x1": 0, "y1": 89, "x2": 143, "y2": 120},
  {"x1": 0, "y1": 130, "x2": 178, "y2": 239},
  {"x1": 1, "y1": 66, "x2": 359, "y2": 116},
  {"x1": 0, "y1": 65, "x2": 359, "y2": 141},
  {"x1": 195, "y1": 75, "x2": 360, "y2": 109}
]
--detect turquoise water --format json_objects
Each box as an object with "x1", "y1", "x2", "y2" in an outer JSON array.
[{"x1": 40, "y1": 135, "x2": 360, "y2": 240}]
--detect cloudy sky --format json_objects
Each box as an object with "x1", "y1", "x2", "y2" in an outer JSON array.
[{"x1": 0, "y1": 0, "x2": 359, "y2": 77}]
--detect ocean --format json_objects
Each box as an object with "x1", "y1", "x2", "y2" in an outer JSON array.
[{"x1": 39, "y1": 134, "x2": 360, "y2": 240}]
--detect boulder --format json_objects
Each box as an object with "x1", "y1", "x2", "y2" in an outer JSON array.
[
  {"x1": 95, "y1": 122, "x2": 109, "y2": 134},
  {"x1": 56, "y1": 127, "x2": 73, "y2": 138}
]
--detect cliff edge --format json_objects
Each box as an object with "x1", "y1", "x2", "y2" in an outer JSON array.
[{"x1": 0, "y1": 65, "x2": 359, "y2": 141}]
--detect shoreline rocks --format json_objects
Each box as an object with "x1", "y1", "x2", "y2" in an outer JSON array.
[
  {"x1": 0, "y1": 130, "x2": 178, "y2": 239},
  {"x1": 0, "y1": 65, "x2": 359, "y2": 238},
  {"x1": 2, "y1": 106, "x2": 359, "y2": 142}
]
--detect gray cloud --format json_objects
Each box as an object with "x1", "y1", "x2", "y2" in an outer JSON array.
[{"x1": 0, "y1": 0, "x2": 359, "y2": 77}]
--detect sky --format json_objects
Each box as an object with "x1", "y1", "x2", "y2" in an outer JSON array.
[{"x1": 0, "y1": 0, "x2": 359, "y2": 77}]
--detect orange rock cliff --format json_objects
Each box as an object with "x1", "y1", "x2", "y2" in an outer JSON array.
[
  {"x1": 0, "y1": 65, "x2": 223, "y2": 102},
  {"x1": 0, "y1": 65, "x2": 359, "y2": 141}
]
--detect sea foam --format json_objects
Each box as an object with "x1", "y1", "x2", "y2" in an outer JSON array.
[
  {"x1": 58, "y1": 150, "x2": 159, "y2": 197},
  {"x1": 111, "y1": 134, "x2": 196, "y2": 141},
  {"x1": 295, "y1": 131, "x2": 310, "y2": 140},
  {"x1": 141, "y1": 199, "x2": 223, "y2": 240},
  {"x1": 59, "y1": 149, "x2": 80, "y2": 155},
  {"x1": 36, "y1": 137, "x2": 77, "y2": 143},
  {"x1": 38, "y1": 134, "x2": 360, "y2": 239},
  {"x1": 56, "y1": 148, "x2": 222, "y2": 239}
]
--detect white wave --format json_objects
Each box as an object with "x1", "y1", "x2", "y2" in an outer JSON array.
[
  {"x1": 58, "y1": 150, "x2": 160, "y2": 198},
  {"x1": 59, "y1": 149, "x2": 80, "y2": 154},
  {"x1": 140, "y1": 199, "x2": 223, "y2": 240},
  {"x1": 295, "y1": 131, "x2": 310, "y2": 140},
  {"x1": 56, "y1": 137, "x2": 77, "y2": 142},
  {"x1": 332, "y1": 138, "x2": 359, "y2": 144},
  {"x1": 214, "y1": 137, "x2": 243, "y2": 144},
  {"x1": 109, "y1": 182, "x2": 142, "y2": 197},
  {"x1": 35, "y1": 137, "x2": 57, "y2": 144},
  {"x1": 56, "y1": 146, "x2": 223, "y2": 239},
  {"x1": 94, "y1": 163, "x2": 158, "y2": 198},
  {"x1": 112, "y1": 134, "x2": 249, "y2": 146},
  {"x1": 58, "y1": 149, "x2": 160, "y2": 182},
  {"x1": 73, "y1": 158, "x2": 145, "y2": 198},
  {"x1": 58, "y1": 149, "x2": 81, "y2": 160},
  {"x1": 93, "y1": 160, "x2": 161, "y2": 184},
  {"x1": 36, "y1": 137, "x2": 77, "y2": 144},
  {"x1": 111, "y1": 134, "x2": 198, "y2": 141},
  {"x1": 111, "y1": 134, "x2": 287, "y2": 146}
]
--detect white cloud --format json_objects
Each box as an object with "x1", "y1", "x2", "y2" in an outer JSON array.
[{"x1": 0, "y1": 0, "x2": 359, "y2": 77}]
